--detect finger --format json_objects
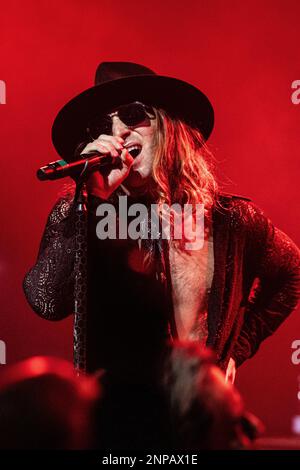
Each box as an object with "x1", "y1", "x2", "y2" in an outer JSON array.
[
  {"x1": 120, "y1": 148, "x2": 134, "y2": 168},
  {"x1": 98, "y1": 134, "x2": 124, "y2": 150},
  {"x1": 225, "y1": 362, "x2": 233, "y2": 384},
  {"x1": 227, "y1": 368, "x2": 236, "y2": 384},
  {"x1": 97, "y1": 141, "x2": 120, "y2": 158},
  {"x1": 82, "y1": 140, "x2": 120, "y2": 158},
  {"x1": 80, "y1": 141, "x2": 96, "y2": 155}
]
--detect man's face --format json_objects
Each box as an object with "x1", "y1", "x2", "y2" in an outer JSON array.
[{"x1": 110, "y1": 106, "x2": 157, "y2": 190}]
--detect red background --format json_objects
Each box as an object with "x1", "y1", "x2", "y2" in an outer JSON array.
[{"x1": 0, "y1": 0, "x2": 299, "y2": 436}]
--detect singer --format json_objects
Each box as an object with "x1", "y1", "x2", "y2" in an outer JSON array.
[{"x1": 23, "y1": 62, "x2": 300, "y2": 385}]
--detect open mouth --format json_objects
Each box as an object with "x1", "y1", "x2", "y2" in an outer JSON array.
[{"x1": 126, "y1": 144, "x2": 142, "y2": 158}]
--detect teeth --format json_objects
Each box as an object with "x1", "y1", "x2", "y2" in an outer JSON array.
[
  {"x1": 126, "y1": 145, "x2": 142, "y2": 157},
  {"x1": 127, "y1": 145, "x2": 141, "y2": 151}
]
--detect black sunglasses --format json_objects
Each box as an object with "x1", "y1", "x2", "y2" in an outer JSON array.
[{"x1": 86, "y1": 101, "x2": 155, "y2": 140}]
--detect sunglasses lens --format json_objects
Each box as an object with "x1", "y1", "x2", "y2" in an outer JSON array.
[
  {"x1": 87, "y1": 103, "x2": 153, "y2": 140},
  {"x1": 119, "y1": 103, "x2": 147, "y2": 127}
]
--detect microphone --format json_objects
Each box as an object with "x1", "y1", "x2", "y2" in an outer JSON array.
[{"x1": 36, "y1": 153, "x2": 116, "y2": 181}]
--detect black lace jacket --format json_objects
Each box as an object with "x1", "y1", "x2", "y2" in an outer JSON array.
[{"x1": 23, "y1": 193, "x2": 300, "y2": 373}]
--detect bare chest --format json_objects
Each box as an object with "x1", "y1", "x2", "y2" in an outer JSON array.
[{"x1": 168, "y1": 234, "x2": 214, "y2": 340}]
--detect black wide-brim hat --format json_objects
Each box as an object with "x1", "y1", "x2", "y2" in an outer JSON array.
[{"x1": 52, "y1": 62, "x2": 214, "y2": 161}]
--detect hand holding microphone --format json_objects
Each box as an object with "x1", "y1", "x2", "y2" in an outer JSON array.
[
  {"x1": 37, "y1": 135, "x2": 134, "y2": 200},
  {"x1": 81, "y1": 135, "x2": 134, "y2": 200}
]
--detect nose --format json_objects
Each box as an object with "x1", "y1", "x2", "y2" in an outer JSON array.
[{"x1": 112, "y1": 116, "x2": 131, "y2": 139}]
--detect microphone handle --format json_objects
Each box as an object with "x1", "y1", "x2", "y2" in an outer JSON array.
[{"x1": 37, "y1": 153, "x2": 114, "y2": 181}]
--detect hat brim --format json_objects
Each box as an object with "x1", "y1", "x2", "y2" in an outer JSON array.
[{"x1": 52, "y1": 75, "x2": 214, "y2": 160}]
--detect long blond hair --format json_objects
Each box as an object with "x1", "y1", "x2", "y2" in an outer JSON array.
[{"x1": 151, "y1": 108, "x2": 218, "y2": 212}]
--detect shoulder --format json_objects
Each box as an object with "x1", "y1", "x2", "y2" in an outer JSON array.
[
  {"x1": 215, "y1": 192, "x2": 272, "y2": 236},
  {"x1": 217, "y1": 192, "x2": 253, "y2": 211},
  {"x1": 217, "y1": 192, "x2": 263, "y2": 217}
]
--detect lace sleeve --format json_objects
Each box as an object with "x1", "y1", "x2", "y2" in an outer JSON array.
[
  {"x1": 23, "y1": 195, "x2": 76, "y2": 321},
  {"x1": 232, "y1": 203, "x2": 300, "y2": 366}
]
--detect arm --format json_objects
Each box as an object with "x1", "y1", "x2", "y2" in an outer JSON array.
[
  {"x1": 23, "y1": 194, "x2": 76, "y2": 321},
  {"x1": 232, "y1": 207, "x2": 300, "y2": 367},
  {"x1": 24, "y1": 133, "x2": 133, "y2": 321}
]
